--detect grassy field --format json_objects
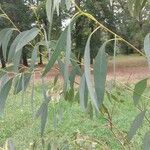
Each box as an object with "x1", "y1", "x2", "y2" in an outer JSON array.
[
  {"x1": 0, "y1": 82, "x2": 150, "y2": 150},
  {"x1": 0, "y1": 54, "x2": 149, "y2": 149}
]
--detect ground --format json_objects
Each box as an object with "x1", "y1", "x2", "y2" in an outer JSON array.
[
  {"x1": 34, "y1": 54, "x2": 150, "y2": 83},
  {"x1": 0, "y1": 54, "x2": 150, "y2": 149}
]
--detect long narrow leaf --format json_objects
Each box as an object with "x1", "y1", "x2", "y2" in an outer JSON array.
[
  {"x1": 64, "y1": 25, "x2": 71, "y2": 92},
  {"x1": 94, "y1": 42, "x2": 108, "y2": 107},
  {"x1": 127, "y1": 110, "x2": 146, "y2": 141},
  {"x1": 84, "y1": 35, "x2": 99, "y2": 110},
  {"x1": 143, "y1": 131, "x2": 150, "y2": 150},
  {"x1": 144, "y1": 33, "x2": 150, "y2": 67},
  {"x1": 133, "y1": 78, "x2": 148, "y2": 106},
  {"x1": 79, "y1": 74, "x2": 88, "y2": 111},
  {"x1": 0, "y1": 78, "x2": 13, "y2": 116}
]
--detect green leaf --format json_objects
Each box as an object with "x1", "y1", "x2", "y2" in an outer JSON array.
[
  {"x1": 46, "y1": 0, "x2": 53, "y2": 23},
  {"x1": 35, "y1": 101, "x2": 49, "y2": 137},
  {"x1": 133, "y1": 78, "x2": 148, "y2": 106},
  {"x1": 71, "y1": 54, "x2": 82, "y2": 76},
  {"x1": 42, "y1": 14, "x2": 81, "y2": 77},
  {"x1": 143, "y1": 131, "x2": 150, "y2": 150},
  {"x1": 8, "y1": 28, "x2": 39, "y2": 62},
  {"x1": 84, "y1": 35, "x2": 99, "y2": 111},
  {"x1": 0, "y1": 74, "x2": 9, "y2": 90},
  {"x1": 64, "y1": 25, "x2": 71, "y2": 92},
  {"x1": 79, "y1": 74, "x2": 88, "y2": 111},
  {"x1": 144, "y1": 33, "x2": 150, "y2": 67},
  {"x1": 13, "y1": 49, "x2": 22, "y2": 72},
  {"x1": 30, "y1": 45, "x2": 38, "y2": 70},
  {"x1": 35, "y1": 92, "x2": 50, "y2": 137},
  {"x1": 42, "y1": 26, "x2": 68, "y2": 77},
  {"x1": 1, "y1": 28, "x2": 15, "y2": 60},
  {"x1": 127, "y1": 110, "x2": 146, "y2": 141},
  {"x1": 94, "y1": 42, "x2": 108, "y2": 107},
  {"x1": 8, "y1": 31, "x2": 24, "y2": 62},
  {"x1": 15, "y1": 28, "x2": 39, "y2": 52},
  {"x1": 14, "y1": 73, "x2": 31, "y2": 95},
  {"x1": 0, "y1": 78, "x2": 13, "y2": 116}
]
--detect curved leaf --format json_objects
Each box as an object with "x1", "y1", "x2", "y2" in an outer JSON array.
[
  {"x1": 30, "y1": 45, "x2": 38, "y2": 70},
  {"x1": 42, "y1": 14, "x2": 81, "y2": 77},
  {"x1": 133, "y1": 78, "x2": 148, "y2": 106},
  {"x1": 46, "y1": 0, "x2": 53, "y2": 23},
  {"x1": 8, "y1": 28, "x2": 39, "y2": 62},
  {"x1": 64, "y1": 25, "x2": 71, "y2": 92},
  {"x1": 0, "y1": 77, "x2": 13, "y2": 116},
  {"x1": 143, "y1": 131, "x2": 150, "y2": 150},
  {"x1": 79, "y1": 74, "x2": 88, "y2": 111},
  {"x1": 0, "y1": 28, "x2": 15, "y2": 60},
  {"x1": 42, "y1": 26, "x2": 68, "y2": 77},
  {"x1": 15, "y1": 28, "x2": 39, "y2": 52},
  {"x1": 94, "y1": 42, "x2": 108, "y2": 107},
  {"x1": 13, "y1": 73, "x2": 31, "y2": 95},
  {"x1": 144, "y1": 33, "x2": 150, "y2": 67},
  {"x1": 84, "y1": 35, "x2": 99, "y2": 110},
  {"x1": 127, "y1": 110, "x2": 146, "y2": 141}
]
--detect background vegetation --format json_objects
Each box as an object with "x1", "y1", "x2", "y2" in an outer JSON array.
[{"x1": 0, "y1": 0, "x2": 150, "y2": 149}]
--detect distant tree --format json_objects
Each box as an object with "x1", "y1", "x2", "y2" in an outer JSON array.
[{"x1": 0, "y1": 0, "x2": 33, "y2": 67}]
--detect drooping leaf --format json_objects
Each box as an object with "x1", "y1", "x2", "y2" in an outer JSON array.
[
  {"x1": 94, "y1": 42, "x2": 108, "y2": 107},
  {"x1": 30, "y1": 45, "x2": 38, "y2": 70},
  {"x1": 0, "y1": 74, "x2": 9, "y2": 90},
  {"x1": 64, "y1": 25, "x2": 71, "y2": 92},
  {"x1": 143, "y1": 131, "x2": 150, "y2": 150},
  {"x1": 35, "y1": 93, "x2": 50, "y2": 137},
  {"x1": 127, "y1": 110, "x2": 146, "y2": 141},
  {"x1": 0, "y1": 78, "x2": 13, "y2": 116},
  {"x1": 42, "y1": 14, "x2": 81, "y2": 77},
  {"x1": 35, "y1": 78, "x2": 51, "y2": 136},
  {"x1": 79, "y1": 74, "x2": 88, "y2": 111},
  {"x1": 35, "y1": 101, "x2": 49, "y2": 137},
  {"x1": 14, "y1": 73, "x2": 31, "y2": 95},
  {"x1": 144, "y1": 33, "x2": 150, "y2": 67},
  {"x1": 8, "y1": 32, "x2": 24, "y2": 62},
  {"x1": 13, "y1": 49, "x2": 22, "y2": 72},
  {"x1": 46, "y1": 0, "x2": 53, "y2": 23},
  {"x1": 84, "y1": 35, "x2": 99, "y2": 111},
  {"x1": 15, "y1": 28, "x2": 39, "y2": 52},
  {"x1": 71, "y1": 54, "x2": 82, "y2": 76},
  {"x1": 133, "y1": 78, "x2": 148, "y2": 106},
  {"x1": 1, "y1": 28, "x2": 15, "y2": 60},
  {"x1": 8, "y1": 28, "x2": 39, "y2": 62},
  {"x1": 42, "y1": 26, "x2": 68, "y2": 77}
]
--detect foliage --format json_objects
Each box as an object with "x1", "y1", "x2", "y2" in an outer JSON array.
[{"x1": 0, "y1": 0, "x2": 150, "y2": 149}]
